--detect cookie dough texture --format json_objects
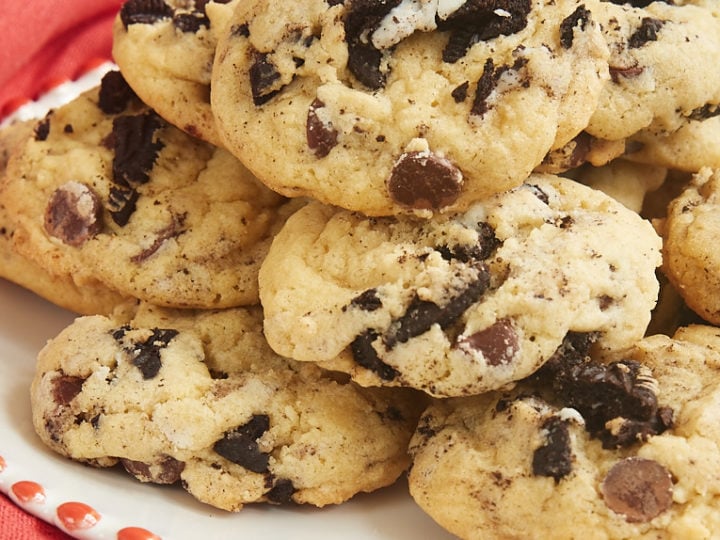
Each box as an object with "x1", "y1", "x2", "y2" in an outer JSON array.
[
  {"x1": 30, "y1": 303, "x2": 424, "y2": 511},
  {"x1": 259, "y1": 174, "x2": 662, "y2": 397},
  {"x1": 663, "y1": 168, "x2": 720, "y2": 325},
  {"x1": 587, "y1": 1, "x2": 720, "y2": 141},
  {"x1": 408, "y1": 325, "x2": 720, "y2": 539},
  {"x1": 212, "y1": 0, "x2": 609, "y2": 216},
  {"x1": 2, "y1": 72, "x2": 291, "y2": 310},
  {"x1": 112, "y1": 0, "x2": 240, "y2": 147}
]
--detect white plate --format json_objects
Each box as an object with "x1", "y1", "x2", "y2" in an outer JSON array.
[{"x1": 0, "y1": 279, "x2": 456, "y2": 539}]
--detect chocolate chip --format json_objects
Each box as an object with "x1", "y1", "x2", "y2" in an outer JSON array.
[
  {"x1": 532, "y1": 416, "x2": 573, "y2": 482},
  {"x1": 439, "y1": 0, "x2": 532, "y2": 63},
  {"x1": 124, "y1": 328, "x2": 179, "y2": 380},
  {"x1": 51, "y1": 375, "x2": 86, "y2": 406},
  {"x1": 121, "y1": 456, "x2": 185, "y2": 484},
  {"x1": 601, "y1": 457, "x2": 673, "y2": 523},
  {"x1": 249, "y1": 51, "x2": 283, "y2": 106},
  {"x1": 98, "y1": 71, "x2": 138, "y2": 114},
  {"x1": 344, "y1": 0, "x2": 401, "y2": 89},
  {"x1": 266, "y1": 478, "x2": 296, "y2": 504},
  {"x1": 213, "y1": 414, "x2": 271, "y2": 473},
  {"x1": 559, "y1": 5, "x2": 592, "y2": 49},
  {"x1": 306, "y1": 98, "x2": 338, "y2": 158},
  {"x1": 628, "y1": 18, "x2": 664, "y2": 49},
  {"x1": 34, "y1": 116, "x2": 51, "y2": 141},
  {"x1": 44, "y1": 181, "x2": 102, "y2": 247},
  {"x1": 458, "y1": 318, "x2": 519, "y2": 366},
  {"x1": 387, "y1": 150, "x2": 463, "y2": 210},
  {"x1": 119, "y1": 0, "x2": 174, "y2": 28}
]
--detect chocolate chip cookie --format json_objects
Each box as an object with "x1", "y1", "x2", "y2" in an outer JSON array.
[
  {"x1": 112, "y1": 0, "x2": 240, "y2": 146},
  {"x1": 211, "y1": 0, "x2": 609, "y2": 215},
  {"x1": 408, "y1": 324, "x2": 720, "y2": 539},
  {"x1": 259, "y1": 173, "x2": 662, "y2": 397},
  {"x1": 30, "y1": 303, "x2": 424, "y2": 511},
  {"x1": 3, "y1": 70, "x2": 293, "y2": 310}
]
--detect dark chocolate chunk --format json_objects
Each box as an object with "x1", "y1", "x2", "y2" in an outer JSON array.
[
  {"x1": 34, "y1": 116, "x2": 51, "y2": 141},
  {"x1": 98, "y1": 71, "x2": 138, "y2": 114},
  {"x1": 559, "y1": 5, "x2": 592, "y2": 49},
  {"x1": 119, "y1": 0, "x2": 174, "y2": 28},
  {"x1": 387, "y1": 150, "x2": 463, "y2": 210},
  {"x1": 349, "y1": 289, "x2": 383, "y2": 311},
  {"x1": 121, "y1": 456, "x2": 185, "y2": 484},
  {"x1": 458, "y1": 318, "x2": 519, "y2": 366},
  {"x1": 439, "y1": 0, "x2": 532, "y2": 63},
  {"x1": 266, "y1": 478, "x2": 296, "y2": 504},
  {"x1": 44, "y1": 182, "x2": 103, "y2": 247},
  {"x1": 628, "y1": 17, "x2": 665, "y2": 49},
  {"x1": 128, "y1": 328, "x2": 179, "y2": 379},
  {"x1": 344, "y1": 0, "x2": 401, "y2": 89},
  {"x1": 213, "y1": 414, "x2": 271, "y2": 473},
  {"x1": 306, "y1": 98, "x2": 339, "y2": 158},
  {"x1": 249, "y1": 51, "x2": 283, "y2": 106},
  {"x1": 532, "y1": 333, "x2": 673, "y2": 448},
  {"x1": 52, "y1": 375, "x2": 86, "y2": 406},
  {"x1": 601, "y1": 457, "x2": 673, "y2": 523},
  {"x1": 532, "y1": 416, "x2": 573, "y2": 482}
]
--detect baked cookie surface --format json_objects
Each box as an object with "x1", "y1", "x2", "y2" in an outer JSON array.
[
  {"x1": 663, "y1": 168, "x2": 720, "y2": 325},
  {"x1": 30, "y1": 303, "x2": 424, "y2": 511},
  {"x1": 259, "y1": 174, "x2": 662, "y2": 397},
  {"x1": 408, "y1": 325, "x2": 720, "y2": 539},
  {"x1": 212, "y1": 0, "x2": 609, "y2": 216},
  {"x1": 112, "y1": 0, "x2": 240, "y2": 146},
  {"x1": 3, "y1": 71, "x2": 291, "y2": 309}
]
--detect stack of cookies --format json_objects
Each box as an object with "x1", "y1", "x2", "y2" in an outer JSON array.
[{"x1": 2, "y1": 0, "x2": 720, "y2": 537}]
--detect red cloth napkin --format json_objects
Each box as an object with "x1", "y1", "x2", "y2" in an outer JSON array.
[
  {"x1": 1, "y1": 0, "x2": 122, "y2": 536},
  {"x1": 0, "y1": 0, "x2": 124, "y2": 119},
  {"x1": 0, "y1": 493, "x2": 72, "y2": 539}
]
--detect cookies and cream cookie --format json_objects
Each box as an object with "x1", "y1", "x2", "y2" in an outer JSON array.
[
  {"x1": 408, "y1": 325, "x2": 720, "y2": 539},
  {"x1": 259, "y1": 174, "x2": 662, "y2": 397},
  {"x1": 30, "y1": 303, "x2": 424, "y2": 511},
  {"x1": 212, "y1": 0, "x2": 609, "y2": 215},
  {"x1": 3, "y1": 70, "x2": 292, "y2": 309}
]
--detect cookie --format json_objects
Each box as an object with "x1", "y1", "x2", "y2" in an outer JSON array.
[
  {"x1": 407, "y1": 324, "x2": 720, "y2": 539},
  {"x1": 662, "y1": 167, "x2": 720, "y2": 325},
  {"x1": 211, "y1": 0, "x2": 609, "y2": 216},
  {"x1": 30, "y1": 302, "x2": 424, "y2": 511},
  {"x1": 3, "y1": 70, "x2": 292, "y2": 310},
  {"x1": 586, "y1": 1, "x2": 720, "y2": 142},
  {"x1": 112, "y1": 0, "x2": 240, "y2": 146},
  {"x1": 259, "y1": 173, "x2": 662, "y2": 397}
]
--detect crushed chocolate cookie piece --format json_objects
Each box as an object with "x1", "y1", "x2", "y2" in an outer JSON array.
[
  {"x1": 108, "y1": 185, "x2": 140, "y2": 227},
  {"x1": 44, "y1": 181, "x2": 103, "y2": 247},
  {"x1": 266, "y1": 478, "x2": 296, "y2": 504},
  {"x1": 98, "y1": 71, "x2": 138, "y2": 114},
  {"x1": 559, "y1": 5, "x2": 592, "y2": 49},
  {"x1": 686, "y1": 103, "x2": 720, "y2": 122},
  {"x1": 437, "y1": 226, "x2": 499, "y2": 263},
  {"x1": 120, "y1": 0, "x2": 174, "y2": 28},
  {"x1": 306, "y1": 98, "x2": 338, "y2": 158},
  {"x1": 348, "y1": 289, "x2": 383, "y2": 312},
  {"x1": 439, "y1": 0, "x2": 532, "y2": 63},
  {"x1": 601, "y1": 457, "x2": 673, "y2": 523},
  {"x1": 351, "y1": 329, "x2": 399, "y2": 381},
  {"x1": 451, "y1": 81, "x2": 469, "y2": 103},
  {"x1": 532, "y1": 416, "x2": 573, "y2": 482},
  {"x1": 387, "y1": 150, "x2": 463, "y2": 210},
  {"x1": 604, "y1": 0, "x2": 669, "y2": 5},
  {"x1": 628, "y1": 17, "x2": 665, "y2": 49},
  {"x1": 173, "y1": 10, "x2": 210, "y2": 32},
  {"x1": 121, "y1": 456, "x2": 185, "y2": 484},
  {"x1": 127, "y1": 328, "x2": 179, "y2": 379},
  {"x1": 609, "y1": 64, "x2": 644, "y2": 84},
  {"x1": 34, "y1": 116, "x2": 51, "y2": 141},
  {"x1": 51, "y1": 375, "x2": 86, "y2": 406},
  {"x1": 344, "y1": 0, "x2": 401, "y2": 89},
  {"x1": 213, "y1": 414, "x2": 271, "y2": 473},
  {"x1": 130, "y1": 213, "x2": 186, "y2": 263},
  {"x1": 249, "y1": 51, "x2": 283, "y2": 106},
  {"x1": 523, "y1": 183, "x2": 550, "y2": 204},
  {"x1": 471, "y1": 57, "x2": 528, "y2": 117},
  {"x1": 458, "y1": 318, "x2": 519, "y2": 366}
]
